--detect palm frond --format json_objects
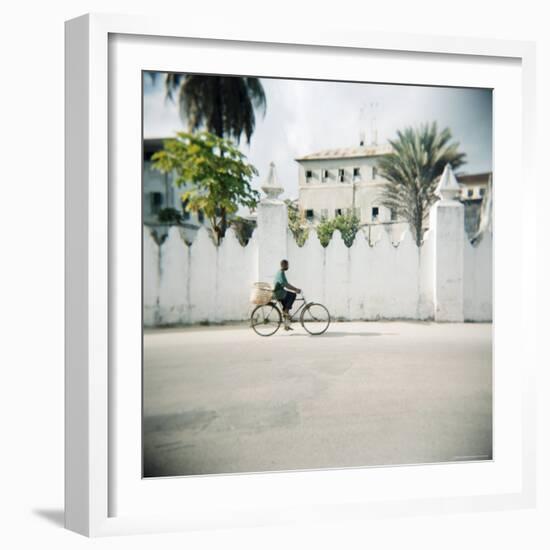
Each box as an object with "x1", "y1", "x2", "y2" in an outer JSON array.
[
  {"x1": 377, "y1": 122, "x2": 466, "y2": 245},
  {"x1": 163, "y1": 74, "x2": 266, "y2": 144}
]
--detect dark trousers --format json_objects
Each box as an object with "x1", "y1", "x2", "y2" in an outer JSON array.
[{"x1": 280, "y1": 291, "x2": 296, "y2": 313}]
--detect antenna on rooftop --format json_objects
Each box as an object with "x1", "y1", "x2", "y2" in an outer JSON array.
[
  {"x1": 370, "y1": 101, "x2": 379, "y2": 146},
  {"x1": 359, "y1": 105, "x2": 366, "y2": 147}
]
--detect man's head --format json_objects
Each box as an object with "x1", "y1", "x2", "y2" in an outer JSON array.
[{"x1": 280, "y1": 259, "x2": 289, "y2": 271}]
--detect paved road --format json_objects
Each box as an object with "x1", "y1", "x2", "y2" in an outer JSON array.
[{"x1": 143, "y1": 321, "x2": 492, "y2": 477}]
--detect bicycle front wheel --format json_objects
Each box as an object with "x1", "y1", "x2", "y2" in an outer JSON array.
[
  {"x1": 250, "y1": 303, "x2": 282, "y2": 336},
  {"x1": 300, "y1": 303, "x2": 330, "y2": 335}
]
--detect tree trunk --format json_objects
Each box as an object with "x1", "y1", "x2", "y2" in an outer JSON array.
[
  {"x1": 213, "y1": 226, "x2": 222, "y2": 246},
  {"x1": 213, "y1": 78, "x2": 224, "y2": 138},
  {"x1": 220, "y1": 207, "x2": 227, "y2": 238},
  {"x1": 415, "y1": 205, "x2": 423, "y2": 247},
  {"x1": 211, "y1": 80, "x2": 226, "y2": 242}
]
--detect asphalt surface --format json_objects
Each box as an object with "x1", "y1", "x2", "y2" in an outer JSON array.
[{"x1": 143, "y1": 321, "x2": 492, "y2": 477}]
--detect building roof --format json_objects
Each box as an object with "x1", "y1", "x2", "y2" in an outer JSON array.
[
  {"x1": 295, "y1": 143, "x2": 392, "y2": 162},
  {"x1": 456, "y1": 172, "x2": 492, "y2": 185}
]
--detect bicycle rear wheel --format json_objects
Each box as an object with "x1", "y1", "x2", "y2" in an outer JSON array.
[
  {"x1": 250, "y1": 303, "x2": 282, "y2": 336},
  {"x1": 300, "y1": 303, "x2": 330, "y2": 335}
]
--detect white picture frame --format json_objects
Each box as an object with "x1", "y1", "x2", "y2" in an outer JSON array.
[{"x1": 65, "y1": 12, "x2": 537, "y2": 537}]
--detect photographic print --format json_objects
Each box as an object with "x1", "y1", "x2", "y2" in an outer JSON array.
[{"x1": 142, "y1": 73, "x2": 493, "y2": 478}]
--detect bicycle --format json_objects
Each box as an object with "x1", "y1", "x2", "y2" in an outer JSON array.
[{"x1": 250, "y1": 293, "x2": 331, "y2": 337}]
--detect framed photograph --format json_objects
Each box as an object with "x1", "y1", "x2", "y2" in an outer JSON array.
[{"x1": 65, "y1": 13, "x2": 537, "y2": 537}]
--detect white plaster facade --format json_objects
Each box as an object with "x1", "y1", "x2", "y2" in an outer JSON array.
[
  {"x1": 295, "y1": 143, "x2": 492, "y2": 244},
  {"x1": 142, "y1": 158, "x2": 179, "y2": 224},
  {"x1": 458, "y1": 172, "x2": 492, "y2": 201},
  {"x1": 296, "y1": 143, "x2": 409, "y2": 242},
  {"x1": 143, "y1": 138, "x2": 209, "y2": 240}
]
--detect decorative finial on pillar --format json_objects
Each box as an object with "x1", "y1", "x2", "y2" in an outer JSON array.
[
  {"x1": 436, "y1": 163, "x2": 461, "y2": 201},
  {"x1": 261, "y1": 162, "x2": 284, "y2": 200}
]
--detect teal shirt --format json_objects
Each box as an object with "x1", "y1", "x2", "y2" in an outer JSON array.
[{"x1": 273, "y1": 270, "x2": 288, "y2": 300}]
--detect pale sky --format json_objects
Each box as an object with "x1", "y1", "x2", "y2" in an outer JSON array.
[{"x1": 143, "y1": 74, "x2": 493, "y2": 200}]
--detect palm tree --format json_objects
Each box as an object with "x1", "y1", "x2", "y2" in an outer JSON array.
[
  {"x1": 377, "y1": 122, "x2": 466, "y2": 246},
  {"x1": 163, "y1": 74, "x2": 266, "y2": 144}
]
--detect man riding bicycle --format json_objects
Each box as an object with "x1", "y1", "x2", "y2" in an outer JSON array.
[{"x1": 273, "y1": 259, "x2": 301, "y2": 331}]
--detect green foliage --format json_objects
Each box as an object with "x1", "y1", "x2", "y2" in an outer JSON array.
[
  {"x1": 285, "y1": 199, "x2": 308, "y2": 247},
  {"x1": 231, "y1": 215, "x2": 257, "y2": 246},
  {"x1": 163, "y1": 74, "x2": 266, "y2": 144},
  {"x1": 151, "y1": 131, "x2": 259, "y2": 244},
  {"x1": 316, "y1": 217, "x2": 333, "y2": 247},
  {"x1": 377, "y1": 122, "x2": 466, "y2": 246},
  {"x1": 157, "y1": 207, "x2": 183, "y2": 225},
  {"x1": 316, "y1": 212, "x2": 360, "y2": 248}
]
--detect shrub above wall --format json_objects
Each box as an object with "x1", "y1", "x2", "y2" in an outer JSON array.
[{"x1": 143, "y1": 198, "x2": 492, "y2": 326}]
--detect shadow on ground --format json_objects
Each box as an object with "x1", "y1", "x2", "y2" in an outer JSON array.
[
  {"x1": 288, "y1": 331, "x2": 396, "y2": 337},
  {"x1": 33, "y1": 509, "x2": 64, "y2": 528}
]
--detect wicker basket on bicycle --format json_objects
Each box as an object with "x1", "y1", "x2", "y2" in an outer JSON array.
[{"x1": 249, "y1": 282, "x2": 273, "y2": 305}]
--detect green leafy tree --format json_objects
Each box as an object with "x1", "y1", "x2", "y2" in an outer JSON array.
[
  {"x1": 151, "y1": 131, "x2": 259, "y2": 244},
  {"x1": 316, "y1": 212, "x2": 360, "y2": 248},
  {"x1": 163, "y1": 74, "x2": 266, "y2": 144},
  {"x1": 285, "y1": 199, "x2": 308, "y2": 247},
  {"x1": 153, "y1": 72, "x2": 266, "y2": 236},
  {"x1": 377, "y1": 122, "x2": 466, "y2": 246}
]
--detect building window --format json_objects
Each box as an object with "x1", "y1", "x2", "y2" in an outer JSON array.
[
  {"x1": 305, "y1": 170, "x2": 313, "y2": 182},
  {"x1": 371, "y1": 206, "x2": 379, "y2": 222},
  {"x1": 150, "y1": 192, "x2": 163, "y2": 215},
  {"x1": 353, "y1": 167, "x2": 360, "y2": 180},
  {"x1": 479, "y1": 188, "x2": 485, "y2": 197},
  {"x1": 335, "y1": 208, "x2": 343, "y2": 217},
  {"x1": 198, "y1": 210, "x2": 205, "y2": 224},
  {"x1": 338, "y1": 169, "x2": 345, "y2": 183},
  {"x1": 322, "y1": 169, "x2": 329, "y2": 182},
  {"x1": 390, "y1": 208, "x2": 397, "y2": 221},
  {"x1": 305, "y1": 209, "x2": 314, "y2": 221},
  {"x1": 181, "y1": 199, "x2": 191, "y2": 220},
  {"x1": 372, "y1": 166, "x2": 378, "y2": 180},
  {"x1": 467, "y1": 189, "x2": 474, "y2": 198}
]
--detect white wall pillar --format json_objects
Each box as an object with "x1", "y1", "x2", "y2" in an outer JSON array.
[
  {"x1": 256, "y1": 162, "x2": 287, "y2": 284},
  {"x1": 430, "y1": 164, "x2": 465, "y2": 322}
]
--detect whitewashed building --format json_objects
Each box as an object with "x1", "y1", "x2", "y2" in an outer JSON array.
[
  {"x1": 457, "y1": 172, "x2": 492, "y2": 238},
  {"x1": 143, "y1": 138, "x2": 207, "y2": 240},
  {"x1": 295, "y1": 142, "x2": 408, "y2": 241},
  {"x1": 295, "y1": 140, "x2": 492, "y2": 241},
  {"x1": 458, "y1": 172, "x2": 492, "y2": 201},
  {"x1": 296, "y1": 143, "x2": 392, "y2": 222}
]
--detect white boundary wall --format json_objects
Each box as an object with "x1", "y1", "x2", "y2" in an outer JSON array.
[
  {"x1": 145, "y1": 226, "x2": 259, "y2": 326},
  {"x1": 143, "y1": 199, "x2": 492, "y2": 326},
  {"x1": 463, "y1": 231, "x2": 493, "y2": 321}
]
